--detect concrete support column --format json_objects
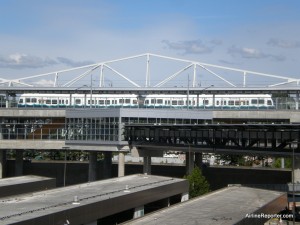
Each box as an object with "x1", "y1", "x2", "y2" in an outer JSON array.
[
  {"x1": 143, "y1": 156, "x2": 151, "y2": 175},
  {"x1": 294, "y1": 156, "x2": 300, "y2": 183},
  {"x1": 118, "y1": 152, "x2": 125, "y2": 177},
  {"x1": 0, "y1": 150, "x2": 6, "y2": 178},
  {"x1": 181, "y1": 192, "x2": 189, "y2": 202},
  {"x1": 194, "y1": 152, "x2": 203, "y2": 169},
  {"x1": 281, "y1": 158, "x2": 285, "y2": 169},
  {"x1": 185, "y1": 152, "x2": 194, "y2": 175},
  {"x1": 133, "y1": 205, "x2": 144, "y2": 218},
  {"x1": 15, "y1": 150, "x2": 24, "y2": 176},
  {"x1": 88, "y1": 152, "x2": 97, "y2": 182},
  {"x1": 5, "y1": 93, "x2": 9, "y2": 108},
  {"x1": 296, "y1": 93, "x2": 299, "y2": 110},
  {"x1": 103, "y1": 152, "x2": 112, "y2": 179}
]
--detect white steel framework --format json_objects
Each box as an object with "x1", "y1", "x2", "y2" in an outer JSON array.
[{"x1": 0, "y1": 53, "x2": 299, "y2": 88}]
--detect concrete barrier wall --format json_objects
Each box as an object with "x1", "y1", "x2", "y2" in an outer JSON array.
[{"x1": 6, "y1": 160, "x2": 291, "y2": 190}]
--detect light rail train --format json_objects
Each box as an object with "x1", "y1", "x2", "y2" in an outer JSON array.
[{"x1": 16, "y1": 93, "x2": 275, "y2": 109}]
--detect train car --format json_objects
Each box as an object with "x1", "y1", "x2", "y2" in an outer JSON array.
[{"x1": 17, "y1": 93, "x2": 274, "y2": 109}]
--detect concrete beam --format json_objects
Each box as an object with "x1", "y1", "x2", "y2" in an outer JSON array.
[
  {"x1": 0, "y1": 140, "x2": 65, "y2": 150},
  {"x1": 131, "y1": 147, "x2": 163, "y2": 157}
]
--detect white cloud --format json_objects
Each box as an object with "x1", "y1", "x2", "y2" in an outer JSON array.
[
  {"x1": 267, "y1": 38, "x2": 300, "y2": 49},
  {"x1": 0, "y1": 53, "x2": 57, "y2": 69},
  {"x1": 162, "y1": 39, "x2": 221, "y2": 55},
  {"x1": 0, "y1": 53, "x2": 95, "y2": 69},
  {"x1": 33, "y1": 79, "x2": 54, "y2": 87},
  {"x1": 228, "y1": 46, "x2": 286, "y2": 61}
]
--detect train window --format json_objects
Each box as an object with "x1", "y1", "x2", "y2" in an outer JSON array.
[
  {"x1": 267, "y1": 100, "x2": 272, "y2": 105},
  {"x1": 105, "y1": 100, "x2": 110, "y2": 105},
  {"x1": 75, "y1": 99, "x2": 81, "y2": 104},
  {"x1": 171, "y1": 100, "x2": 177, "y2": 105},
  {"x1": 46, "y1": 99, "x2": 51, "y2": 104},
  {"x1": 223, "y1": 100, "x2": 227, "y2": 105},
  {"x1": 151, "y1": 99, "x2": 155, "y2": 104},
  {"x1": 203, "y1": 100, "x2": 209, "y2": 105},
  {"x1": 99, "y1": 100, "x2": 104, "y2": 105},
  {"x1": 119, "y1": 99, "x2": 124, "y2": 104},
  {"x1": 32, "y1": 98, "x2": 37, "y2": 103},
  {"x1": 19, "y1": 98, "x2": 24, "y2": 103},
  {"x1": 235, "y1": 101, "x2": 240, "y2": 106},
  {"x1": 251, "y1": 99, "x2": 258, "y2": 104},
  {"x1": 125, "y1": 99, "x2": 131, "y2": 104},
  {"x1": 145, "y1": 100, "x2": 149, "y2": 105},
  {"x1": 133, "y1": 100, "x2": 137, "y2": 104},
  {"x1": 216, "y1": 100, "x2": 219, "y2": 105},
  {"x1": 228, "y1": 100, "x2": 234, "y2": 106},
  {"x1": 258, "y1": 99, "x2": 264, "y2": 104},
  {"x1": 26, "y1": 98, "x2": 31, "y2": 103},
  {"x1": 112, "y1": 100, "x2": 116, "y2": 104},
  {"x1": 178, "y1": 100, "x2": 184, "y2": 105},
  {"x1": 52, "y1": 99, "x2": 58, "y2": 104},
  {"x1": 157, "y1": 99, "x2": 163, "y2": 104},
  {"x1": 66, "y1": 100, "x2": 68, "y2": 104}
]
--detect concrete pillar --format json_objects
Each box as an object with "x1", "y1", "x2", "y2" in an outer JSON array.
[
  {"x1": 15, "y1": 150, "x2": 24, "y2": 176},
  {"x1": 5, "y1": 93, "x2": 9, "y2": 108},
  {"x1": 88, "y1": 152, "x2": 97, "y2": 182},
  {"x1": 0, "y1": 150, "x2": 5, "y2": 179},
  {"x1": 103, "y1": 152, "x2": 112, "y2": 179},
  {"x1": 294, "y1": 156, "x2": 300, "y2": 183},
  {"x1": 181, "y1": 192, "x2": 189, "y2": 202},
  {"x1": 133, "y1": 205, "x2": 144, "y2": 218},
  {"x1": 118, "y1": 152, "x2": 125, "y2": 177},
  {"x1": 194, "y1": 152, "x2": 203, "y2": 169},
  {"x1": 296, "y1": 93, "x2": 299, "y2": 110},
  {"x1": 185, "y1": 151, "x2": 194, "y2": 175},
  {"x1": 143, "y1": 156, "x2": 151, "y2": 175},
  {"x1": 281, "y1": 158, "x2": 285, "y2": 169}
]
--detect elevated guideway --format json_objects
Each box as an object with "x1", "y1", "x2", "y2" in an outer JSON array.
[{"x1": 1, "y1": 53, "x2": 300, "y2": 181}]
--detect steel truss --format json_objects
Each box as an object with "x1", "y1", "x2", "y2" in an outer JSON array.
[{"x1": 0, "y1": 53, "x2": 299, "y2": 88}]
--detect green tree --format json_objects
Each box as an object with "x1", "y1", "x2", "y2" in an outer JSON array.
[
  {"x1": 272, "y1": 158, "x2": 292, "y2": 168},
  {"x1": 184, "y1": 166, "x2": 210, "y2": 198}
]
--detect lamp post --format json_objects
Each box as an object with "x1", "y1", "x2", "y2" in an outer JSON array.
[
  {"x1": 62, "y1": 146, "x2": 70, "y2": 187},
  {"x1": 196, "y1": 85, "x2": 214, "y2": 108},
  {"x1": 90, "y1": 75, "x2": 93, "y2": 109},
  {"x1": 291, "y1": 141, "x2": 298, "y2": 225}
]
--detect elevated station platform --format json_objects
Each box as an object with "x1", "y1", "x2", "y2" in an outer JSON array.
[
  {"x1": 0, "y1": 174, "x2": 188, "y2": 225},
  {"x1": 123, "y1": 185, "x2": 287, "y2": 225}
]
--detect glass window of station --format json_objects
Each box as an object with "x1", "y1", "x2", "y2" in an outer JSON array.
[{"x1": 66, "y1": 117, "x2": 119, "y2": 141}]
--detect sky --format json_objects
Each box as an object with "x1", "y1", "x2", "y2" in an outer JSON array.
[{"x1": 0, "y1": 0, "x2": 299, "y2": 87}]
